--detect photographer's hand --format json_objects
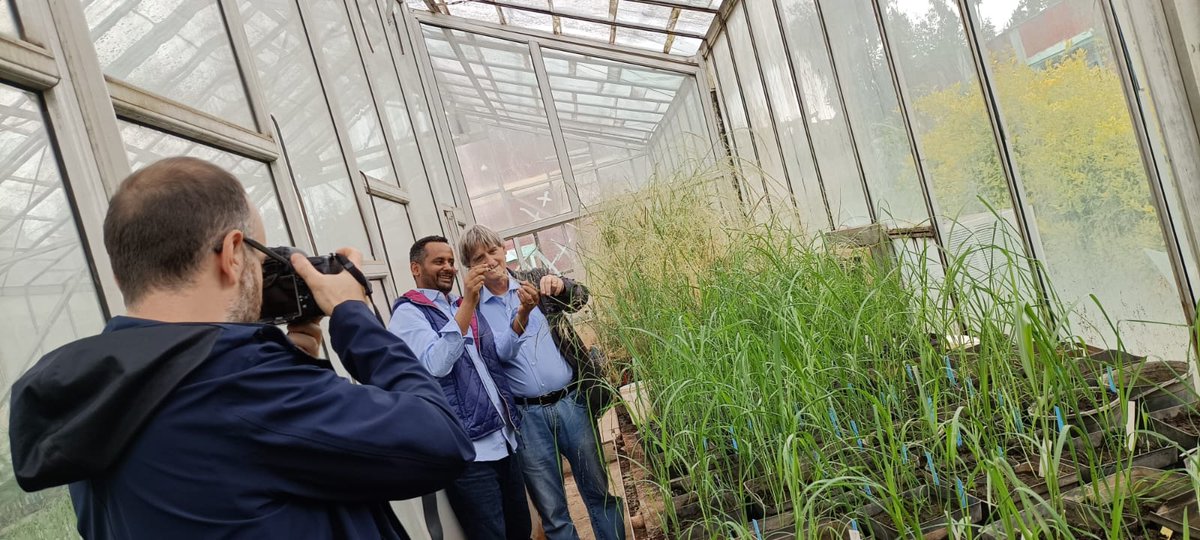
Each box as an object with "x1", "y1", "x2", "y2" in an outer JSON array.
[
  {"x1": 291, "y1": 248, "x2": 369, "y2": 315},
  {"x1": 287, "y1": 319, "x2": 324, "y2": 357}
]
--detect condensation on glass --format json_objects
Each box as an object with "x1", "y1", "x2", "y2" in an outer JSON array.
[
  {"x1": 709, "y1": 37, "x2": 766, "y2": 214},
  {"x1": 821, "y1": 0, "x2": 927, "y2": 227},
  {"x1": 724, "y1": 7, "x2": 794, "y2": 220},
  {"x1": 404, "y1": 0, "x2": 719, "y2": 56},
  {"x1": 371, "y1": 196, "x2": 418, "y2": 292},
  {"x1": 743, "y1": 0, "x2": 830, "y2": 234},
  {"x1": 421, "y1": 25, "x2": 571, "y2": 232},
  {"x1": 880, "y1": 0, "x2": 1031, "y2": 321},
  {"x1": 505, "y1": 224, "x2": 581, "y2": 278},
  {"x1": 0, "y1": 84, "x2": 105, "y2": 534},
  {"x1": 645, "y1": 81, "x2": 713, "y2": 185},
  {"x1": 83, "y1": 0, "x2": 256, "y2": 127},
  {"x1": 777, "y1": 0, "x2": 872, "y2": 228},
  {"x1": 118, "y1": 121, "x2": 290, "y2": 246},
  {"x1": 236, "y1": 0, "x2": 372, "y2": 255},
  {"x1": 0, "y1": 0, "x2": 19, "y2": 38},
  {"x1": 353, "y1": 0, "x2": 429, "y2": 193},
  {"x1": 310, "y1": 0, "x2": 399, "y2": 188},
  {"x1": 971, "y1": 0, "x2": 1190, "y2": 357},
  {"x1": 542, "y1": 48, "x2": 702, "y2": 207}
]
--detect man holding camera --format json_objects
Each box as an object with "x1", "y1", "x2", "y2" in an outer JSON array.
[
  {"x1": 388, "y1": 236, "x2": 539, "y2": 540},
  {"x1": 8, "y1": 157, "x2": 474, "y2": 539},
  {"x1": 460, "y1": 225, "x2": 625, "y2": 540}
]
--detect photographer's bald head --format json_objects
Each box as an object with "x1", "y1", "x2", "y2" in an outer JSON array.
[{"x1": 104, "y1": 156, "x2": 267, "y2": 323}]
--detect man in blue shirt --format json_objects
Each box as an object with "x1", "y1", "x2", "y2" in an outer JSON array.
[
  {"x1": 388, "y1": 236, "x2": 539, "y2": 540},
  {"x1": 461, "y1": 226, "x2": 626, "y2": 540}
]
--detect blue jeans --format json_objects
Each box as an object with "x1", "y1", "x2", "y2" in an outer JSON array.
[
  {"x1": 517, "y1": 391, "x2": 625, "y2": 540},
  {"x1": 445, "y1": 455, "x2": 531, "y2": 540}
]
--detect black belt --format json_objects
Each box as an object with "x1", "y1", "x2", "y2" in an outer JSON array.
[{"x1": 515, "y1": 387, "x2": 568, "y2": 406}]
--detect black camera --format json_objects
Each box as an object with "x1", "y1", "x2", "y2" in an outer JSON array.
[{"x1": 257, "y1": 246, "x2": 372, "y2": 325}]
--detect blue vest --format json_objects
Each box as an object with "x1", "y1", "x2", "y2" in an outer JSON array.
[{"x1": 392, "y1": 291, "x2": 518, "y2": 441}]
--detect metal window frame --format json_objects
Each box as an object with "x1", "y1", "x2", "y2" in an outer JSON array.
[
  {"x1": 952, "y1": 0, "x2": 1055, "y2": 322},
  {"x1": 0, "y1": 34, "x2": 56, "y2": 88},
  {"x1": 864, "y1": 0, "x2": 964, "y2": 331},
  {"x1": 408, "y1": 7, "x2": 716, "y2": 243},
  {"x1": 735, "y1": 0, "x2": 799, "y2": 213},
  {"x1": 4, "y1": 0, "x2": 120, "y2": 316},
  {"x1": 341, "y1": 0, "x2": 420, "y2": 203},
  {"x1": 221, "y1": 0, "x2": 312, "y2": 251},
  {"x1": 811, "y1": 0, "x2": 876, "y2": 225},
  {"x1": 1098, "y1": 0, "x2": 1197, "y2": 325},
  {"x1": 713, "y1": 31, "x2": 771, "y2": 215},
  {"x1": 767, "y1": 0, "x2": 832, "y2": 230},
  {"x1": 294, "y1": 0, "x2": 391, "y2": 262},
  {"x1": 409, "y1": 4, "x2": 706, "y2": 65}
]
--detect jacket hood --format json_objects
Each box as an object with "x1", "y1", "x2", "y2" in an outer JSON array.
[{"x1": 9, "y1": 322, "x2": 222, "y2": 492}]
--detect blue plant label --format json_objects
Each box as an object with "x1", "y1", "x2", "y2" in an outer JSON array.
[
  {"x1": 829, "y1": 407, "x2": 843, "y2": 437},
  {"x1": 1054, "y1": 406, "x2": 1065, "y2": 432},
  {"x1": 1107, "y1": 367, "x2": 1118, "y2": 394},
  {"x1": 752, "y1": 519, "x2": 762, "y2": 540},
  {"x1": 926, "y1": 451, "x2": 939, "y2": 486},
  {"x1": 945, "y1": 356, "x2": 957, "y2": 387},
  {"x1": 956, "y1": 428, "x2": 963, "y2": 448},
  {"x1": 956, "y1": 478, "x2": 967, "y2": 509},
  {"x1": 849, "y1": 519, "x2": 862, "y2": 540},
  {"x1": 902, "y1": 445, "x2": 909, "y2": 463}
]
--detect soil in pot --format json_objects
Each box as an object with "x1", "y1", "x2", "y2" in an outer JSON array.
[{"x1": 861, "y1": 485, "x2": 983, "y2": 540}]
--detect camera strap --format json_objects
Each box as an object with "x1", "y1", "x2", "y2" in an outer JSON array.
[{"x1": 334, "y1": 254, "x2": 373, "y2": 296}]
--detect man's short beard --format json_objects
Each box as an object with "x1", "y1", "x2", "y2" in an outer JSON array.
[{"x1": 228, "y1": 263, "x2": 261, "y2": 323}]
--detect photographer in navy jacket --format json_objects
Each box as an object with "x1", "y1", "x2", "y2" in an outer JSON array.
[{"x1": 8, "y1": 157, "x2": 474, "y2": 539}]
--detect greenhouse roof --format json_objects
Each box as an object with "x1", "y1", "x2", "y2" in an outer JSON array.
[
  {"x1": 405, "y1": 0, "x2": 723, "y2": 57},
  {"x1": 423, "y1": 24, "x2": 692, "y2": 146}
]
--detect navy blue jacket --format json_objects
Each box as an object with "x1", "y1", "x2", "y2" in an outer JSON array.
[
  {"x1": 9, "y1": 301, "x2": 474, "y2": 539},
  {"x1": 392, "y1": 291, "x2": 519, "y2": 440}
]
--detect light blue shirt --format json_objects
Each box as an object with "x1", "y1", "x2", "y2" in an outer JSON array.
[
  {"x1": 478, "y1": 278, "x2": 575, "y2": 399},
  {"x1": 388, "y1": 288, "x2": 519, "y2": 462}
]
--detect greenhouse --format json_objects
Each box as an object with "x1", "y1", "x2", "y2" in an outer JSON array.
[{"x1": 1, "y1": 0, "x2": 1200, "y2": 538}]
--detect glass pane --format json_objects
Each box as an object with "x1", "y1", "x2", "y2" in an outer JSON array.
[
  {"x1": 422, "y1": 26, "x2": 571, "y2": 231},
  {"x1": 710, "y1": 38, "x2": 766, "y2": 212},
  {"x1": 744, "y1": 1, "x2": 829, "y2": 233},
  {"x1": 506, "y1": 233, "x2": 536, "y2": 271},
  {"x1": 821, "y1": 0, "x2": 927, "y2": 227},
  {"x1": 83, "y1": 0, "x2": 255, "y2": 127},
  {"x1": 0, "y1": 0, "x2": 18, "y2": 38},
  {"x1": 726, "y1": 8, "x2": 794, "y2": 219},
  {"x1": 237, "y1": 0, "x2": 372, "y2": 255},
  {"x1": 371, "y1": 196, "x2": 417, "y2": 292},
  {"x1": 119, "y1": 121, "x2": 289, "y2": 246},
  {"x1": 310, "y1": 0, "x2": 397, "y2": 187},
  {"x1": 355, "y1": 0, "x2": 429, "y2": 192},
  {"x1": 0, "y1": 85, "x2": 105, "y2": 536},
  {"x1": 388, "y1": 6, "x2": 456, "y2": 206},
  {"x1": 972, "y1": 0, "x2": 1189, "y2": 357},
  {"x1": 778, "y1": 0, "x2": 871, "y2": 228},
  {"x1": 532, "y1": 223, "x2": 582, "y2": 278},
  {"x1": 881, "y1": 0, "x2": 1030, "y2": 320},
  {"x1": 543, "y1": 48, "x2": 700, "y2": 205}
]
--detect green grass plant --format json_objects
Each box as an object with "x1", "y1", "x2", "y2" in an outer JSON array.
[{"x1": 580, "y1": 174, "x2": 1200, "y2": 539}]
